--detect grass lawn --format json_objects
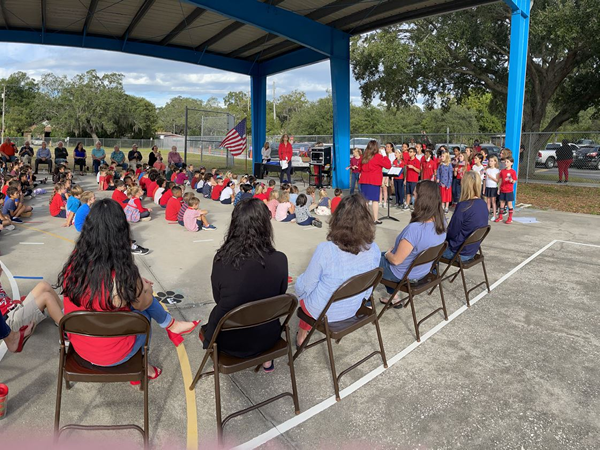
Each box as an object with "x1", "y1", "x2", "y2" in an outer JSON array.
[
  {"x1": 136, "y1": 148, "x2": 251, "y2": 174},
  {"x1": 530, "y1": 173, "x2": 600, "y2": 184},
  {"x1": 518, "y1": 182, "x2": 600, "y2": 215}
]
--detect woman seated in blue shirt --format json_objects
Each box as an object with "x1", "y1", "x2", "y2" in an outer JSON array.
[
  {"x1": 295, "y1": 194, "x2": 380, "y2": 348},
  {"x1": 73, "y1": 142, "x2": 87, "y2": 176},
  {"x1": 379, "y1": 180, "x2": 447, "y2": 306},
  {"x1": 443, "y1": 171, "x2": 488, "y2": 262}
]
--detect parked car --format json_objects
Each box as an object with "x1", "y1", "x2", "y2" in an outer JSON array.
[
  {"x1": 350, "y1": 138, "x2": 377, "y2": 150},
  {"x1": 479, "y1": 143, "x2": 501, "y2": 159},
  {"x1": 536, "y1": 143, "x2": 579, "y2": 169},
  {"x1": 575, "y1": 138, "x2": 596, "y2": 147},
  {"x1": 574, "y1": 146, "x2": 600, "y2": 170},
  {"x1": 434, "y1": 143, "x2": 467, "y2": 153}
]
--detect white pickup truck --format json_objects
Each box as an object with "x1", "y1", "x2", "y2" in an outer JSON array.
[{"x1": 536, "y1": 143, "x2": 579, "y2": 168}]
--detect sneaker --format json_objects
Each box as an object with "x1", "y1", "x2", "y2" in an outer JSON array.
[
  {"x1": 409, "y1": 205, "x2": 414, "y2": 211},
  {"x1": 11, "y1": 217, "x2": 23, "y2": 223},
  {"x1": 505, "y1": 218, "x2": 513, "y2": 224},
  {"x1": 312, "y1": 220, "x2": 323, "y2": 228},
  {"x1": 402, "y1": 204, "x2": 409, "y2": 210},
  {"x1": 444, "y1": 207, "x2": 449, "y2": 214},
  {"x1": 131, "y1": 245, "x2": 150, "y2": 255},
  {"x1": 5, "y1": 225, "x2": 15, "y2": 231},
  {"x1": 374, "y1": 220, "x2": 382, "y2": 225},
  {"x1": 140, "y1": 216, "x2": 151, "y2": 222},
  {"x1": 556, "y1": 180, "x2": 563, "y2": 183},
  {"x1": 202, "y1": 224, "x2": 217, "y2": 231},
  {"x1": 494, "y1": 217, "x2": 503, "y2": 223}
]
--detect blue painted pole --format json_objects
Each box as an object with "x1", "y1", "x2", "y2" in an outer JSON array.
[
  {"x1": 251, "y1": 74, "x2": 267, "y2": 176},
  {"x1": 330, "y1": 36, "x2": 351, "y2": 189},
  {"x1": 503, "y1": 1, "x2": 530, "y2": 200}
]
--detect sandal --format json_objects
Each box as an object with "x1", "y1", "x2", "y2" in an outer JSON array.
[
  {"x1": 166, "y1": 320, "x2": 201, "y2": 347},
  {"x1": 263, "y1": 361, "x2": 275, "y2": 373},
  {"x1": 379, "y1": 297, "x2": 404, "y2": 308},
  {"x1": 131, "y1": 365, "x2": 162, "y2": 386},
  {"x1": 15, "y1": 322, "x2": 36, "y2": 353}
]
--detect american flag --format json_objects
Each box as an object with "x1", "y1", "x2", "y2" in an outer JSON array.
[{"x1": 219, "y1": 118, "x2": 247, "y2": 157}]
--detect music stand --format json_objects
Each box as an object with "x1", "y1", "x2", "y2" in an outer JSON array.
[{"x1": 380, "y1": 170, "x2": 400, "y2": 222}]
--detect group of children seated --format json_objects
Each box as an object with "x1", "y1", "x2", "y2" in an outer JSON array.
[{"x1": 0, "y1": 160, "x2": 39, "y2": 232}]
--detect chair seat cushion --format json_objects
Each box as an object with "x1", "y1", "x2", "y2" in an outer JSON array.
[
  {"x1": 218, "y1": 338, "x2": 289, "y2": 374},
  {"x1": 64, "y1": 346, "x2": 144, "y2": 382}
]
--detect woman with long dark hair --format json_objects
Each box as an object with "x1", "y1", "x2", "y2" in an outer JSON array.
[
  {"x1": 73, "y1": 142, "x2": 87, "y2": 176},
  {"x1": 57, "y1": 199, "x2": 199, "y2": 381},
  {"x1": 359, "y1": 140, "x2": 392, "y2": 224},
  {"x1": 295, "y1": 194, "x2": 380, "y2": 347},
  {"x1": 379, "y1": 180, "x2": 447, "y2": 306},
  {"x1": 201, "y1": 198, "x2": 288, "y2": 372}
]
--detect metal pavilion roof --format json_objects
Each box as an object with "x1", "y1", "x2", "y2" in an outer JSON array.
[{"x1": 0, "y1": 0, "x2": 496, "y2": 75}]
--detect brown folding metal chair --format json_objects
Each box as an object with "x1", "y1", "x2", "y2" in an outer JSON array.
[
  {"x1": 378, "y1": 242, "x2": 448, "y2": 342},
  {"x1": 434, "y1": 225, "x2": 491, "y2": 307},
  {"x1": 293, "y1": 267, "x2": 387, "y2": 401},
  {"x1": 54, "y1": 311, "x2": 151, "y2": 448},
  {"x1": 189, "y1": 294, "x2": 299, "y2": 445}
]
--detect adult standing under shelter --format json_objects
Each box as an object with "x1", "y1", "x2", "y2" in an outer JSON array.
[
  {"x1": 0, "y1": 138, "x2": 17, "y2": 163},
  {"x1": 556, "y1": 139, "x2": 574, "y2": 183},
  {"x1": 278, "y1": 134, "x2": 293, "y2": 185},
  {"x1": 359, "y1": 139, "x2": 392, "y2": 225},
  {"x1": 19, "y1": 141, "x2": 34, "y2": 165},
  {"x1": 34, "y1": 141, "x2": 53, "y2": 174},
  {"x1": 91, "y1": 141, "x2": 106, "y2": 174},
  {"x1": 54, "y1": 141, "x2": 69, "y2": 166},
  {"x1": 128, "y1": 144, "x2": 143, "y2": 167}
]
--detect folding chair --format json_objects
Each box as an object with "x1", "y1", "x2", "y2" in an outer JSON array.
[
  {"x1": 54, "y1": 311, "x2": 151, "y2": 448},
  {"x1": 434, "y1": 225, "x2": 491, "y2": 307},
  {"x1": 189, "y1": 294, "x2": 299, "y2": 444},
  {"x1": 293, "y1": 268, "x2": 387, "y2": 401},
  {"x1": 378, "y1": 242, "x2": 448, "y2": 342}
]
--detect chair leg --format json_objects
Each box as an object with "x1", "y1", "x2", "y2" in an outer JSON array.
[
  {"x1": 481, "y1": 259, "x2": 491, "y2": 293},
  {"x1": 324, "y1": 323, "x2": 340, "y2": 401},
  {"x1": 54, "y1": 356, "x2": 65, "y2": 443},
  {"x1": 285, "y1": 326, "x2": 301, "y2": 414},
  {"x1": 407, "y1": 292, "x2": 420, "y2": 342},
  {"x1": 458, "y1": 265, "x2": 470, "y2": 307},
  {"x1": 373, "y1": 316, "x2": 388, "y2": 369},
  {"x1": 190, "y1": 350, "x2": 212, "y2": 390},
  {"x1": 143, "y1": 349, "x2": 149, "y2": 449},
  {"x1": 439, "y1": 282, "x2": 448, "y2": 321},
  {"x1": 213, "y1": 351, "x2": 223, "y2": 445}
]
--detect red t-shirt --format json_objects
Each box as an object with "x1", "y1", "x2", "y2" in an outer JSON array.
[
  {"x1": 266, "y1": 187, "x2": 274, "y2": 197},
  {"x1": 140, "y1": 177, "x2": 149, "y2": 191},
  {"x1": 331, "y1": 196, "x2": 342, "y2": 213},
  {"x1": 392, "y1": 158, "x2": 404, "y2": 180},
  {"x1": 350, "y1": 156, "x2": 362, "y2": 174},
  {"x1": 111, "y1": 189, "x2": 128, "y2": 208},
  {"x1": 147, "y1": 181, "x2": 158, "y2": 198},
  {"x1": 405, "y1": 157, "x2": 421, "y2": 183},
  {"x1": 1, "y1": 185, "x2": 8, "y2": 196},
  {"x1": 499, "y1": 169, "x2": 517, "y2": 193},
  {"x1": 165, "y1": 196, "x2": 183, "y2": 221},
  {"x1": 359, "y1": 154, "x2": 392, "y2": 186},
  {"x1": 50, "y1": 193, "x2": 65, "y2": 216},
  {"x1": 211, "y1": 184, "x2": 224, "y2": 201},
  {"x1": 159, "y1": 189, "x2": 173, "y2": 207},
  {"x1": 254, "y1": 192, "x2": 268, "y2": 202},
  {"x1": 455, "y1": 162, "x2": 467, "y2": 180},
  {"x1": 421, "y1": 158, "x2": 436, "y2": 181}
]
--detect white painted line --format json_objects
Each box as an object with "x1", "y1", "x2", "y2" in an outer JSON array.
[
  {"x1": 234, "y1": 239, "x2": 561, "y2": 450},
  {"x1": 555, "y1": 240, "x2": 600, "y2": 249},
  {"x1": 0, "y1": 261, "x2": 21, "y2": 364},
  {"x1": 301, "y1": 226, "x2": 320, "y2": 230},
  {"x1": 19, "y1": 242, "x2": 44, "y2": 245},
  {"x1": 0, "y1": 342, "x2": 7, "y2": 362},
  {"x1": 193, "y1": 239, "x2": 214, "y2": 243}
]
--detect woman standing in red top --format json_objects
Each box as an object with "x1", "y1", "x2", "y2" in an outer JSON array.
[
  {"x1": 278, "y1": 134, "x2": 293, "y2": 185},
  {"x1": 359, "y1": 140, "x2": 392, "y2": 224},
  {"x1": 58, "y1": 199, "x2": 200, "y2": 380}
]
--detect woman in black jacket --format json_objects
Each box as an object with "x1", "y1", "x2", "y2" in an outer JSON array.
[
  {"x1": 556, "y1": 139, "x2": 574, "y2": 183},
  {"x1": 201, "y1": 198, "x2": 288, "y2": 372}
]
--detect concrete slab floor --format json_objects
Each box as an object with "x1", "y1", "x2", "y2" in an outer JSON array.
[{"x1": 0, "y1": 173, "x2": 599, "y2": 449}]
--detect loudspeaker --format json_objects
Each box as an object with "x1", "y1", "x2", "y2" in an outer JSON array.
[
  {"x1": 310, "y1": 146, "x2": 332, "y2": 165},
  {"x1": 254, "y1": 162, "x2": 265, "y2": 179}
]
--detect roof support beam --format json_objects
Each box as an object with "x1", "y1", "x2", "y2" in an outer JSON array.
[
  {"x1": 159, "y1": 7, "x2": 206, "y2": 46},
  {"x1": 1, "y1": 1, "x2": 10, "y2": 30},
  {"x1": 121, "y1": 0, "x2": 156, "y2": 50},
  {"x1": 41, "y1": 0, "x2": 47, "y2": 42},
  {"x1": 0, "y1": 29, "x2": 256, "y2": 75},
  {"x1": 227, "y1": 33, "x2": 277, "y2": 58},
  {"x1": 82, "y1": 0, "x2": 99, "y2": 46},
  {"x1": 182, "y1": 0, "x2": 349, "y2": 57},
  {"x1": 258, "y1": 47, "x2": 329, "y2": 77}
]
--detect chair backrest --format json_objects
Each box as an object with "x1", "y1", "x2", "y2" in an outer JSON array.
[
  {"x1": 462, "y1": 225, "x2": 491, "y2": 248},
  {"x1": 216, "y1": 294, "x2": 298, "y2": 333},
  {"x1": 330, "y1": 267, "x2": 383, "y2": 304},
  {"x1": 58, "y1": 311, "x2": 151, "y2": 343},
  {"x1": 401, "y1": 241, "x2": 447, "y2": 281}
]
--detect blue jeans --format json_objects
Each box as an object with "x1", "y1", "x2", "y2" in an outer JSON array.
[
  {"x1": 280, "y1": 162, "x2": 292, "y2": 184},
  {"x1": 297, "y1": 217, "x2": 315, "y2": 226},
  {"x1": 350, "y1": 172, "x2": 360, "y2": 194},
  {"x1": 281, "y1": 213, "x2": 296, "y2": 222},
  {"x1": 442, "y1": 247, "x2": 475, "y2": 262},
  {"x1": 379, "y1": 252, "x2": 402, "y2": 294},
  {"x1": 93, "y1": 159, "x2": 105, "y2": 173},
  {"x1": 107, "y1": 297, "x2": 172, "y2": 366},
  {"x1": 394, "y1": 179, "x2": 405, "y2": 205},
  {"x1": 452, "y1": 178, "x2": 461, "y2": 204},
  {"x1": 2, "y1": 155, "x2": 16, "y2": 164}
]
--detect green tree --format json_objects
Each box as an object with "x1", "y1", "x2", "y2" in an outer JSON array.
[
  {"x1": 0, "y1": 72, "x2": 39, "y2": 135},
  {"x1": 286, "y1": 95, "x2": 333, "y2": 135},
  {"x1": 127, "y1": 95, "x2": 158, "y2": 139},
  {"x1": 350, "y1": 0, "x2": 600, "y2": 172}
]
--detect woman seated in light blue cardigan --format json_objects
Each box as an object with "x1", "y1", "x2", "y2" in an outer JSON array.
[{"x1": 295, "y1": 194, "x2": 380, "y2": 347}]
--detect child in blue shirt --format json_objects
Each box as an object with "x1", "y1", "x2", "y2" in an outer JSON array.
[
  {"x1": 74, "y1": 191, "x2": 95, "y2": 232},
  {"x1": 64, "y1": 185, "x2": 83, "y2": 227}
]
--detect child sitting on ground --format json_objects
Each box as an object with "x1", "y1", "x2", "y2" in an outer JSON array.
[
  {"x1": 266, "y1": 179, "x2": 276, "y2": 198},
  {"x1": 266, "y1": 189, "x2": 279, "y2": 219},
  {"x1": 289, "y1": 185, "x2": 299, "y2": 205},
  {"x1": 183, "y1": 196, "x2": 216, "y2": 231},
  {"x1": 2, "y1": 186, "x2": 29, "y2": 223},
  {"x1": 111, "y1": 180, "x2": 129, "y2": 208},
  {"x1": 177, "y1": 192, "x2": 194, "y2": 226},
  {"x1": 49, "y1": 182, "x2": 67, "y2": 219},
  {"x1": 159, "y1": 182, "x2": 175, "y2": 208},
  {"x1": 201, "y1": 173, "x2": 214, "y2": 198},
  {"x1": 219, "y1": 181, "x2": 235, "y2": 205},
  {"x1": 295, "y1": 194, "x2": 322, "y2": 227},
  {"x1": 211, "y1": 178, "x2": 225, "y2": 202},
  {"x1": 63, "y1": 185, "x2": 83, "y2": 227},
  {"x1": 191, "y1": 170, "x2": 202, "y2": 190},
  {"x1": 74, "y1": 191, "x2": 95, "y2": 232},
  {"x1": 0, "y1": 193, "x2": 16, "y2": 230},
  {"x1": 153, "y1": 178, "x2": 166, "y2": 205},
  {"x1": 275, "y1": 190, "x2": 296, "y2": 222},
  {"x1": 124, "y1": 186, "x2": 152, "y2": 223},
  {"x1": 98, "y1": 165, "x2": 108, "y2": 191},
  {"x1": 165, "y1": 186, "x2": 184, "y2": 222},
  {"x1": 146, "y1": 170, "x2": 160, "y2": 199},
  {"x1": 234, "y1": 183, "x2": 253, "y2": 205},
  {"x1": 253, "y1": 183, "x2": 268, "y2": 203},
  {"x1": 314, "y1": 188, "x2": 331, "y2": 215},
  {"x1": 175, "y1": 167, "x2": 188, "y2": 185},
  {"x1": 330, "y1": 188, "x2": 342, "y2": 214},
  {"x1": 305, "y1": 186, "x2": 316, "y2": 210}
]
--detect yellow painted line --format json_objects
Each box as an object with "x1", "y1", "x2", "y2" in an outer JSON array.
[{"x1": 21, "y1": 223, "x2": 199, "y2": 448}]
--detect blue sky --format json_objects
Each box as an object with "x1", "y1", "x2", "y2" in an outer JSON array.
[{"x1": 0, "y1": 43, "x2": 365, "y2": 107}]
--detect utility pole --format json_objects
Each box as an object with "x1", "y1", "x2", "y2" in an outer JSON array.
[
  {"x1": 1, "y1": 85, "x2": 5, "y2": 142},
  {"x1": 272, "y1": 80, "x2": 276, "y2": 122}
]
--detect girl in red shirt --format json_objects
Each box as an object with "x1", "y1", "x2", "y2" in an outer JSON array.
[
  {"x1": 347, "y1": 148, "x2": 362, "y2": 194},
  {"x1": 58, "y1": 198, "x2": 199, "y2": 382},
  {"x1": 253, "y1": 183, "x2": 269, "y2": 203},
  {"x1": 124, "y1": 186, "x2": 152, "y2": 222},
  {"x1": 278, "y1": 134, "x2": 293, "y2": 184},
  {"x1": 159, "y1": 182, "x2": 175, "y2": 208},
  {"x1": 359, "y1": 140, "x2": 391, "y2": 224},
  {"x1": 392, "y1": 149, "x2": 405, "y2": 208},
  {"x1": 50, "y1": 182, "x2": 67, "y2": 218}
]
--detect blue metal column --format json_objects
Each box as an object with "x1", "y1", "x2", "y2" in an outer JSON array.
[
  {"x1": 251, "y1": 74, "x2": 267, "y2": 175},
  {"x1": 504, "y1": 0, "x2": 531, "y2": 194},
  {"x1": 330, "y1": 35, "x2": 351, "y2": 189}
]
